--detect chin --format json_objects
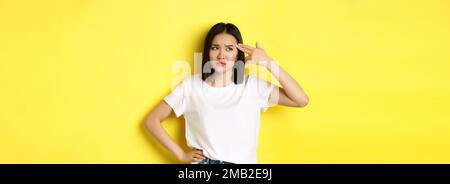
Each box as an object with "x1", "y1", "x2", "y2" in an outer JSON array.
[{"x1": 213, "y1": 67, "x2": 227, "y2": 73}]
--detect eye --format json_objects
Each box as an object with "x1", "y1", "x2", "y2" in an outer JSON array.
[
  {"x1": 210, "y1": 46, "x2": 218, "y2": 50},
  {"x1": 226, "y1": 47, "x2": 234, "y2": 51}
]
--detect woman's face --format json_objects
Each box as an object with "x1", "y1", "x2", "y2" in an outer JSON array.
[{"x1": 209, "y1": 33, "x2": 238, "y2": 74}]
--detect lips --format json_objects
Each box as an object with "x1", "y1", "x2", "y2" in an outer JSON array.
[{"x1": 218, "y1": 60, "x2": 226, "y2": 66}]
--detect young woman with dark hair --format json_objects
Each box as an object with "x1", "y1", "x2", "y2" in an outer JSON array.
[{"x1": 146, "y1": 22, "x2": 309, "y2": 164}]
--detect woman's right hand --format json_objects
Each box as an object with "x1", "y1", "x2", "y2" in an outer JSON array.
[{"x1": 178, "y1": 148, "x2": 205, "y2": 163}]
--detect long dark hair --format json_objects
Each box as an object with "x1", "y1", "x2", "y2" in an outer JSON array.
[{"x1": 202, "y1": 22, "x2": 245, "y2": 84}]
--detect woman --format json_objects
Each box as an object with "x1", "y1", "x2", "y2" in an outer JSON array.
[{"x1": 145, "y1": 22, "x2": 309, "y2": 164}]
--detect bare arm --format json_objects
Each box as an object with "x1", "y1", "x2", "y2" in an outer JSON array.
[
  {"x1": 145, "y1": 101, "x2": 205, "y2": 163},
  {"x1": 266, "y1": 61, "x2": 309, "y2": 107},
  {"x1": 236, "y1": 42, "x2": 309, "y2": 107}
]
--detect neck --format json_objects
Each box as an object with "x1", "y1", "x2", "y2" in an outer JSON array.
[{"x1": 209, "y1": 70, "x2": 233, "y2": 87}]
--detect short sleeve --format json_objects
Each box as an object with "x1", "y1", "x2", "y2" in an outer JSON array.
[
  {"x1": 163, "y1": 80, "x2": 187, "y2": 117},
  {"x1": 254, "y1": 75, "x2": 276, "y2": 112}
]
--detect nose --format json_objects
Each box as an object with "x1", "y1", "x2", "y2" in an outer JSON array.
[{"x1": 217, "y1": 49, "x2": 225, "y2": 59}]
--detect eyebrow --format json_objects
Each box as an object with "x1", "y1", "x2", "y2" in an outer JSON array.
[{"x1": 211, "y1": 44, "x2": 235, "y2": 47}]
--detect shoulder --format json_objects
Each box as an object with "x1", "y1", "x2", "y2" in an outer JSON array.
[
  {"x1": 246, "y1": 74, "x2": 276, "y2": 93},
  {"x1": 246, "y1": 74, "x2": 269, "y2": 85}
]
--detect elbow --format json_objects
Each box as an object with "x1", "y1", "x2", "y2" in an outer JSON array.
[
  {"x1": 295, "y1": 97, "x2": 309, "y2": 108},
  {"x1": 145, "y1": 115, "x2": 159, "y2": 133}
]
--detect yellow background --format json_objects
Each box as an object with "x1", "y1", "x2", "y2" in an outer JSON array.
[{"x1": 1, "y1": 0, "x2": 449, "y2": 163}]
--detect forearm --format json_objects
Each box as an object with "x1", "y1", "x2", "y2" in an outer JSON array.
[
  {"x1": 265, "y1": 61, "x2": 309, "y2": 106},
  {"x1": 145, "y1": 118, "x2": 185, "y2": 160}
]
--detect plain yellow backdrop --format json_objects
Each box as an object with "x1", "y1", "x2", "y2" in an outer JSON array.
[{"x1": 1, "y1": 0, "x2": 449, "y2": 163}]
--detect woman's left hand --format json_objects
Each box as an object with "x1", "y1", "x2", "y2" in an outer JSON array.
[{"x1": 236, "y1": 42, "x2": 273, "y2": 67}]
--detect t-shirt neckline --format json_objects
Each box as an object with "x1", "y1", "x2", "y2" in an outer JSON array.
[{"x1": 202, "y1": 80, "x2": 235, "y2": 90}]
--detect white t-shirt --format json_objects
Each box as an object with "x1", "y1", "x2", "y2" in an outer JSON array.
[{"x1": 164, "y1": 74, "x2": 275, "y2": 164}]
